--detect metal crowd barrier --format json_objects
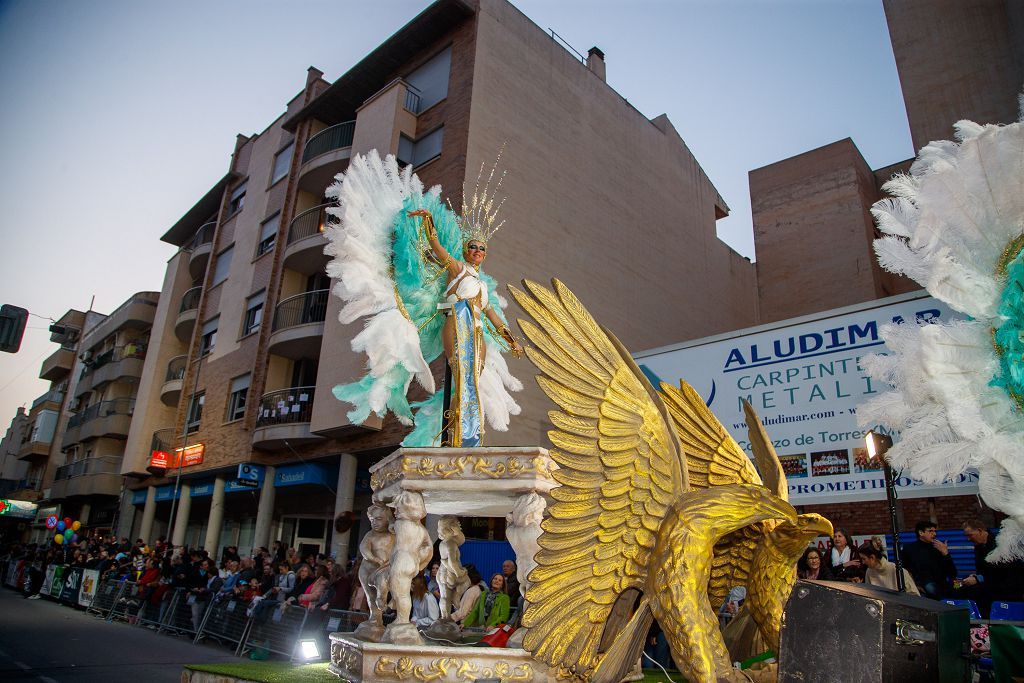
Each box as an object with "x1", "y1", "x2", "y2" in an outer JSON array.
[
  {"x1": 240, "y1": 600, "x2": 314, "y2": 660},
  {"x1": 132, "y1": 585, "x2": 177, "y2": 630},
  {"x1": 195, "y1": 595, "x2": 253, "y2": 654},
  {"x1": 160, "y1": 587, "x2": 211, "y2": 639},
  {"x1": 86, "y1": 576, "x2": 127, "y2": 619},
  {"x1": 303, "y1": 607, "x2": 368, "y2": 659},
  {"x1": 107, "y1": 581, "x2": 140, "y2": 622}
]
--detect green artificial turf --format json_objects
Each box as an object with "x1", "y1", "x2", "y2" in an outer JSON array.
[{"x1": 185, "y1": 661, "x2": 336, "y2": 683}]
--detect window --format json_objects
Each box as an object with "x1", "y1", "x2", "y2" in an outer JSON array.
[
  {"x1": 226, "y1": 374, "x2": 250, "y2": 422},
  {"x1": 398, "y1": 127, "x2": 444, "y2": 168},
  {"x1": 200, "y1": 317, "x2": 218, "y2": 356},
  {"x1": 186, "y1": 392, "x2": 205, "y2": 434},
  {"x1": 228, "y1": 181, "x2": 247, "y2": 215},
  {"x1": 243, "y1": 291, "x2": 265, "y2": 336},
  {"x1": 212, "y1": 245, "x2": 233, "y2": 286},
  {"x1": 271, "y1": 143, "x2": 293, "y2": 185},
  {"x1": 257, "y1": 214, "x2": 279, "y2": 256},
  {"x1": 405, "y1": 47, "x2": 451, "y2": 113}
]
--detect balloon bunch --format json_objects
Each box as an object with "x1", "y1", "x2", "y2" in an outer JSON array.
[{"x1": 53, "y1": 517, "x2": 82, "y2": 545}]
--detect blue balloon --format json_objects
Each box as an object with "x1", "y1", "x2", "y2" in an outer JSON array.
[{"x1": 56, "y1": 521, "x2": 66, "y2": 532}]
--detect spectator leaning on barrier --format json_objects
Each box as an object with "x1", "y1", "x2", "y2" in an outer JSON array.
[
  {"x1": 901, "y1": 520, "x2": 957, "y2": 599},
  {"x1": 321, "y1": 563, "x2": 352, "y2": 611},
  {"x1": 189, "y1": 559, "x2": 223, "y2": 631},
  {"x1": 297, "y1": 564, "x2": 330, "y2": 608},
  {"x1": 285, "y1": 564, "x2": 314, "y2": 605}
]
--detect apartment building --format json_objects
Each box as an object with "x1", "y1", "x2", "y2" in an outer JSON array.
[
  {"x1": 117, "y1": 0, "x2": 759, "y2": 559},
  {"x1": 0, "y1": 408, "x2": 29, "y2": 498}
]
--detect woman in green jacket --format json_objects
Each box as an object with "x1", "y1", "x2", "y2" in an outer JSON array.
[{"x1": 463, "y1": 573, "x2": 510, "y2": 627}]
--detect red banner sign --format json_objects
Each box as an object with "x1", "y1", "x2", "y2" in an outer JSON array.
[{"x1": 149, "y1": 443, "x2": 205, "y2": 470}]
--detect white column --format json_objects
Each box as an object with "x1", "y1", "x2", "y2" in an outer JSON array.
[
  {"x1": 78, "y1": 503, "x2": 91, "y2": 525},
  {"x1": 205, "y1": 476, "x2": 226, "y2": 558},
  {"x1": 114, "y1": 491, "x2": 136, "y2": 541},
  {"x1": 171, "y1": 482, "x2": 192, "y2": 547},
  {"x1": 253, "y1": 466, "x2": 276, "y2": 551},
  {"x1": 331, "y1": 454, "x2": 358, "y2": 560},
  {"x1": 139, "y1": 486, "x2": 157, "y2": 543}
]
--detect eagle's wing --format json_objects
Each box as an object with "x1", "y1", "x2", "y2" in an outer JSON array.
[
  {"x1": 657, "y1": 381, "x2": 767, "y2": 610},
  {"x1": 510, "y1": 279, "x2": 686, "y2": 677},
  {"x1": 743, "y1": 400, "x2": 787, "y2": 500}
]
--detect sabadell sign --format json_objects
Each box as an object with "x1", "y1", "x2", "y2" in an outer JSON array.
[{"x1": 633, "y1": 291, "x2": 979, "y2": 505}]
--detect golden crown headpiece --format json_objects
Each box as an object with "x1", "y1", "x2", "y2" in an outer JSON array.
[{"x1": 454, "y1": 148, "x2": 507, "y2": 246}]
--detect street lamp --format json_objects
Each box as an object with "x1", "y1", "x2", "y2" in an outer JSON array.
[{"x1": 864, "y1": 429, "x2": 906, "y2": 592}]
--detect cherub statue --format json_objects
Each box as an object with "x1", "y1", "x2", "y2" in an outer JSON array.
[
  {"x1": 505, "y1": 492, "x2": 545, "y2": 601},
  {"x1": 436, "y1": 515, "x2": 471, "y2": 620},
  {"x1": 352, "y1": 502, "x2": 394, "y2": 642},
  {"x1": 383, "y1": 491, "x2": 433, "y2": 645},
  {"x1": 325, "y1": 150, "x2": 523, "y2": 447}
]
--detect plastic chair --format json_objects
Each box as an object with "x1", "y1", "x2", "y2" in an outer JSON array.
[
  {"x1": 989, "y1": 601, "x2": 1024, "y2": 621},
  {"x1": 943, "y1": 598, "x2": 981, "y2": 619}
]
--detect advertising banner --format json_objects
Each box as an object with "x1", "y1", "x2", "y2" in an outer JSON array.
[
  {"x1": 40, "y1": 565, "x2": 56, "y2": 596},
  {"x1": 60, "y1": 566, "x2": 84, "y2": 605},
  {"x1": 78, "y1": 569, "x2": 100, "y2": 608},
  {"x1": 634, "y1": 292, "x2": 978, "y2": 505},
  {"x1": 48, "y1": 565, "x2": 65, "y2": 597}
]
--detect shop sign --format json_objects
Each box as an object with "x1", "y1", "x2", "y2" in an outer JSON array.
[
  {"x1": 150, "y1": 442, "x2": 205, "y2": 469},
  {"x1": 0, "y1": 499, "x2": 37, "y2": 519}
]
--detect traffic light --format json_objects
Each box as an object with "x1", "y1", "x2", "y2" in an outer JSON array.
[{"x1": 0, "y1": 304, "x2": 29, "y2": 353}]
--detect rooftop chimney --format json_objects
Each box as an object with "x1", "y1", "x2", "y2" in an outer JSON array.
[{"x1": 587, "y1": 47, "x2": 606, "y2": 82}]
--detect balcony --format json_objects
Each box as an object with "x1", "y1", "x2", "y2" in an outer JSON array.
[
  {"x1": 49, "y1": 456, "x2": 122, "y2": 499},
  {"x1": 283, "y1": 204, "x2": 334, "y2": 275},
  {"x1": 39, "y1": 347, "x2": 75, "y2": 381},
  {"x1": 62, "y1": 398, "x2": 135, "y2": 448},
  {"x1": 31, "y1": 389, "x2": 64, "y2": 411},
  {"x1": 175, "y1": 286, "x2": 202, "y2": 342},
  {"x1": 267, "y1": 290, "x2": 327, "y2": 360},
  {"x1": 252, "y1": 386, "x2": 322, "y2": 450},
  {"x1": 160, "y1": 355, "x2": 187, "y2": 407},
  {"x1": 187, "y1": 222, "x2": 217, "y2": 280},
  {"x1": 298, "y1": 121, "x2": 355, "y2": 193},
  {"x1": 8, "y1": 477, "x2": 42, "y2": 501},
  {"x1": 76, "y1": 344, "x2": 147, "y2": 397}
]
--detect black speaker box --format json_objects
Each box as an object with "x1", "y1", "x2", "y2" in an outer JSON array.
[{"x1": 778, "y1": 580, "x2": 971, "y2": 683}]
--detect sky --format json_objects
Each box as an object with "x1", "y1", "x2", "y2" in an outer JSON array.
[{"x1": 0, "y1": 0, "x2": 914, "y2": 431}]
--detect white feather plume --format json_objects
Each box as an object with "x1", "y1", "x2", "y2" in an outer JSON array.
[{"x1": 860, "y1": 117, "x2": 1024, "y2": 560}]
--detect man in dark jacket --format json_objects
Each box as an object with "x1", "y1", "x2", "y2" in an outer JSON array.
[
  {"x1": 900, "y1": 520, "x2": 957, "y2": 599},
  {"x1": 958, "y1": 520, "x2": 1024, "y2": 616}
]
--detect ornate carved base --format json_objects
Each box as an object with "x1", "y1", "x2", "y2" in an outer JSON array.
[
  {"x1": 329, "y1": 632, "x2": 564, "y2": 682},
  {"x1": 423, "y1": 617, "x2": 463, "y2": 642},
  {"x1": 383, "y1": 622, "x2": 426, "y2": 646}
]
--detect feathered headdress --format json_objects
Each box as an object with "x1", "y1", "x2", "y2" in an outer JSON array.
[
  {"x1": 858, "y1": 101, "x2": 1024, "y2": 562},
  {"x1": 456, "y1": 149, "x2": 507, "y2": 246}
]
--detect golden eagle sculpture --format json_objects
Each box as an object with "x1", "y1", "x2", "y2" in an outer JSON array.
[{"x1": 509, "y1": 279, "x2": 832, "y2": 683}]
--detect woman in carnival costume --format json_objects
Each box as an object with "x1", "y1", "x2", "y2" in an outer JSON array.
[{"x1": 325, "y1": 150, "x2": 523, "y2": 447}]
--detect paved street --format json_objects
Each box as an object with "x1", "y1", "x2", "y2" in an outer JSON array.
[{"x1": 0, "y1": 586, "x2": 238, "y2": 682}]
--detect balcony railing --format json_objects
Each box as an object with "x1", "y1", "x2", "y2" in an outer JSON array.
[
  {"x1": 187, "y1": 222, "x2": 216, "y2": 251},
  {"x1": 288, "y1": 204, "x2": 336, "y2": 245},
  {"x1": 301, "y1": 121, "x2": 356, "y2": 163},
  {"x1": 151, "y1": 428, "x2": 177, "y2": 454},
  {"x1": 53, "y1": 456, "x2": 121, "y2": 481},
  {"x1": 272, "y1": 290, "x2": 328, "y2": 331},
  {"x1": 404, "y1": 88, "x2": 421, "y2": 114},
  {"x1": 32, "y1": 390, "x2": 64, "y2": 410},
  {"x1": 179, "y1": 286, "x2": 202, "y2": 313},
  {"x1": 255, "y1": 387, "x2": 315, "y2": 428},
  {"x1": 165, "y1": 355, "x2": 187, "y2": 382},
  {"x1": 66, "y1": 398, "x2": 135, "y2": 429},
  {"x1": 80, "y1": 343, "x2": 147, "y2": 378}
]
